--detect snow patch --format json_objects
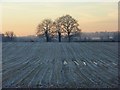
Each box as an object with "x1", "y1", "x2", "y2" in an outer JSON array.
[
  {"x1": 113, "y1": 63, "x2": 117, "y2": 65},
  {"x1": 93, "y1": 62, "x2": 97, "y2": 65},
  {"x1": 63, "y1": 61, "x2": 67, "y2": 65},
  {"x1": 83, "y1": 62, "x2": 86, "y2": 65},
  {"x1": 74, "y1": 61, "x2": 79, "y2": 65}
]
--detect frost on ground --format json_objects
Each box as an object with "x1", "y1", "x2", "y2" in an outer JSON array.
[{"x1": 2, "y1": 42, "x2": 118, "y2": 88}]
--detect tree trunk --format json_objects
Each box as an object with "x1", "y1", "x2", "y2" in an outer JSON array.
[
  {"x1": 68, "y1": 32, "x2": 70, "y2": 42},
  {"x1": 58, "y1": 31, "x2": 61, "y2": 42},
  {"x1": 11, "y1": 37, "x2": 13, "y2": 41},
  {"x1": 46, "y1": 35, "x2": 49, "y2": 42},
  {"x1": 45, "y1": 31, "x2": 49, "y2": 42}
]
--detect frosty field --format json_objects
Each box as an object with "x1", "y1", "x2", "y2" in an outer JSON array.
[{"x1": 2, "y1": 42, "x2": 118, "y2": 88}]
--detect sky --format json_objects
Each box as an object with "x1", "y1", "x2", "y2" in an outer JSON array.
[{"x1": 1, "y1": 2, "x2": 118, "y2": 36}]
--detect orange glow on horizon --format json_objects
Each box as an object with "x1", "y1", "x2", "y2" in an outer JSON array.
[{"x1": 2, "y1": 2, "x2": 118, "y2": 36}]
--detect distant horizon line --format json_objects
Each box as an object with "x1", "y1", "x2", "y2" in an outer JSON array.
[{"x1": 1, "y1": 30, "x2": 118, "y2": 37}]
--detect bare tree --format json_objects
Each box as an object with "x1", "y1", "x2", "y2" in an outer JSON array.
[
  {"x1": 53, "y1": 18, "x2": 63, "y2": 42},
  {"x1": 5, "y1": 31, "x2": 15, "y2": 41},
  {"x1": 37, "y1": 19, "x2": 53, "y2": 42},
  {"x1": 58, "y1": 15, "x2": 80, "y2": 42}
]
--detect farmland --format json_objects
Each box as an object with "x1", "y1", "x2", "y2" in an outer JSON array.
[{"x1": 2, "y1": 42, "x2": 118, "y2": 88}]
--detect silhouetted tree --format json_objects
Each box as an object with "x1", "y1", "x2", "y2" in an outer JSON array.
[
  {"x1": 37, "y1": 19, "x2": 53, "y2": 42},
  {"x1": 53, "y1": 18, "x2": 63, "y2": 42},
  {"x1": 58, "y1": 15, "x2": 80, "y2": 42},
  {"x1": 4, "y1": 31, "x2": 15, "y2": 41}
]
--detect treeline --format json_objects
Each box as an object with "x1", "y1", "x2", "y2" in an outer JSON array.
[
  {"x1": 1, "y1": 14, "x2": 120, "y2": 42},
  {"x1": 2, "y1": 31, "x2": 120, "y2": 42},
  {"x1": 2, "y1": 31, "x2": 16, "y2": 42}
]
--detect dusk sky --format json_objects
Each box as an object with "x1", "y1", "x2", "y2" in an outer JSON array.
[{"x1": 2, "y1": 2, "x2": 118, "y2": 36}]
